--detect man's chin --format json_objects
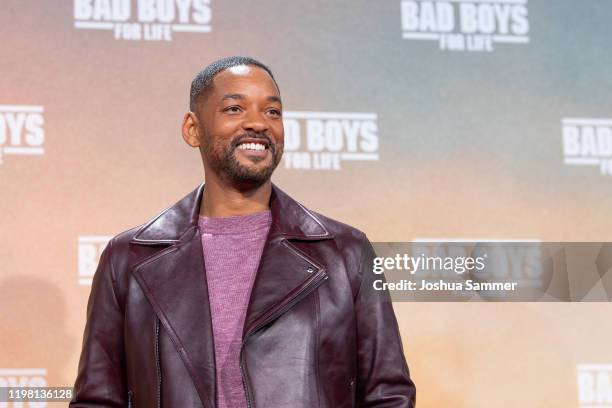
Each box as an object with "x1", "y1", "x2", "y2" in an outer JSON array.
[
  {"x1": 210, "y1": 150, "x2": 281, "y2": 188},
  {"x1": 233, "y1": 148, "x2": 274, "y2": 167},
  {"x1": 225, "y1": 164, "x2": 275, "y2": 187}
]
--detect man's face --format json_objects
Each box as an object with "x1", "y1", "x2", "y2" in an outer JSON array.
[{"x1": 196, "y1": 65, "x2": 284, "y2": 187}]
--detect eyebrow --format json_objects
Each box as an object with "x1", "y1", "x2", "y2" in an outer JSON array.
[{"x1": 221, "y1": 93, "x2": 282, "y2": 104}]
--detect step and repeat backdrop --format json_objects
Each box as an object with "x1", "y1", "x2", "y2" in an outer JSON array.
[{"x1": 2, "y1": 0, "x2": 612, "y2": 406}]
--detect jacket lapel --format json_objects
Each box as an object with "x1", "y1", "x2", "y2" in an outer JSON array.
[
  {"x1": 131, "y1": 226, "x2": 216, "y2": 408},
  {"x1": 242, "y1": 187, "x2": 333, "y2": 338},
  {"x1": 128, "y1": 183, "x2": 334, "y2": 408},
  {"x1": 130, "y1": 185, "x2": 216, "y2": 408}
]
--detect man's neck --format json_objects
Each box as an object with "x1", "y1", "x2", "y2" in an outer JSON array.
[{"x1": 200, "y1": 176, "x2": 272, "y2": 218}]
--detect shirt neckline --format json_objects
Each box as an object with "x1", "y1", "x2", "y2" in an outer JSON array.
[{"x1": 198, "y1": 210, "x2": 272, "y2": 234}]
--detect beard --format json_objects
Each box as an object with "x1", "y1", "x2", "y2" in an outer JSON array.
[{"x1": 202, "y1": 130, "x2": 283, "y2": 188}]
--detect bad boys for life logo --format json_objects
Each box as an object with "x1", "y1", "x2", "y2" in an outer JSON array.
[
  {"x1": 0, "y1": 105, "x2": 45, "y2": 166},
  {"x1": 411, "y1": 239, "x2": 543, "y2": 288},
  {"x1": 0, "y1": 368, "x2": 47, "y2": 408},
  {"x1": 562, "y1": 118, "x2": 612, "y2": 176},
  {"x1": 400, "y1": 0, "x2": 530, "y2": 52},
  {"x1": 577, "y1": 364, "x2": 612, "y2": 407},
  {"x1": 73, "y1": 0, "x2": 211, "y2": 41},
  {"x1": 282, "y1": 111, "x2": 379, "y2": 171},
  {"x1": 78, "y1": 236, "x2": 112, "y2": 286}
]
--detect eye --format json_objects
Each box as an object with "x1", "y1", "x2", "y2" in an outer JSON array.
[
  {"x1": 268, "y1": 109, "x2": 282, "y2": 117},
  {"x1": 224, "y1": 106, "x2": 242, "y2": 113}
]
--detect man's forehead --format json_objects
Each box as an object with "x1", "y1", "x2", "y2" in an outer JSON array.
[
  {"x1": 211, "y1": 65, "x2": 279, "y2": 96},
  {"x1": 225, "y1": 65, "x2": 252, "y2": 75}
]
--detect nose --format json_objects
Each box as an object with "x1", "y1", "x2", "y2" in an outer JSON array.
[{"x1": 242, "y1": 110, "x2": 269, "y2": 133}]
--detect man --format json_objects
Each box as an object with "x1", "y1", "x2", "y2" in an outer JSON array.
[{"x1": 71, "y1": 56, "x2": 416, "y2": 407}]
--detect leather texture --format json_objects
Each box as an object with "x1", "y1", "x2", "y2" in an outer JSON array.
[{"x1": 70, "y1": 184, "x2": 416, "y2": 407}]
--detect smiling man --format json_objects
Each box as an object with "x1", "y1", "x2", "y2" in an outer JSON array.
[{"x1": 70, "y1": 56, "x2": 416, "y2": 408}]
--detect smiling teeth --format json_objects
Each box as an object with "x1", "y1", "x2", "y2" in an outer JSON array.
[{"x1": 238, "y1": 143, "x2": 266, "y2": 151}]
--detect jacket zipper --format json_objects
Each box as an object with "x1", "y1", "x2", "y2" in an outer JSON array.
[
  {"x1": 155, "y1": 317, "x2": 162, "y2": 408},
  {"x1": 128, "y1": 390, "x2": 133, "y2": 407},
  {"x1": 239, "y1": 270, "x2": 329, "y2": 408}
]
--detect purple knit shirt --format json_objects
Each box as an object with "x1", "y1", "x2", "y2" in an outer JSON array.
[{"x1": 198, "y1": 210, "x2": 272, "y2": 408}]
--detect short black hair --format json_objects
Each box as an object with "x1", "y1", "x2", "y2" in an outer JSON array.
[{"x1": 190, "y1": 56, "x2": 278, "y2": 112}]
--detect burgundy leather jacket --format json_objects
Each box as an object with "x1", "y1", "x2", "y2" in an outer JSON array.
[{"x1": 70, "y1": 184, "x2": 416, "y2": 407}]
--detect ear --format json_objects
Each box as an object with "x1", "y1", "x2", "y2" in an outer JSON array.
[{"x1": 182, "y1": 111, "x2": 201, "y2": 147}]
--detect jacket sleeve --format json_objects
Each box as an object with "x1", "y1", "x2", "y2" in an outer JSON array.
[
  {"x1": 70, "y1": 239, "x2": 128, "y2": 407},
  {"x1": 354, "y1": 235, "x2": 416, "y2": 407}
]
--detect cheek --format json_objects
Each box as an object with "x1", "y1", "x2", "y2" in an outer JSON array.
[
  {"x1": 217, "y1": 119, "x2": 240, "y2": 133},
  {"x1": 276, "y1": 137, "x2": 284, "y2": 151},
  {"x1": 272, "y1": 123, "x2": 285, "y2": 144},
  {"x1": 208, "y1": 123, "x2": 238, "y2": 148},
  {"x1": 208, "y1": 114, "x2": 240, "y2": 136}
]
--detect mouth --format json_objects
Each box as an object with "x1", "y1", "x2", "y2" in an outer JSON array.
[
  {"x1": 232, "y1": 137, "x2": 273, "y2": 162},
  {"x1": 236, "y1": 141, "x2": 268, "y2": 152}
]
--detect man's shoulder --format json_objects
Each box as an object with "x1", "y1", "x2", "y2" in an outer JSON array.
[
  {"x1": 108, "y1": 224, "x2": 143, "y2": 247},
  {"x1": 309, "y1": 209, "x2": 368, "y2": 246},
  {"x1": 106, "y1": 185, "x2": 203, "y2": 252},
  {"x1": 103, "y1": 224, "x2": 144, "y2": 266}
]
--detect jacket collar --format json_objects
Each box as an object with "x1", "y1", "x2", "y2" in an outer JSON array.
[
  {"x1": 131, "y1": 182, "x2": 332, "y2": 244},
  {"x1": 128, "y1": 183, "x2": 334, "y2": 408}
]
